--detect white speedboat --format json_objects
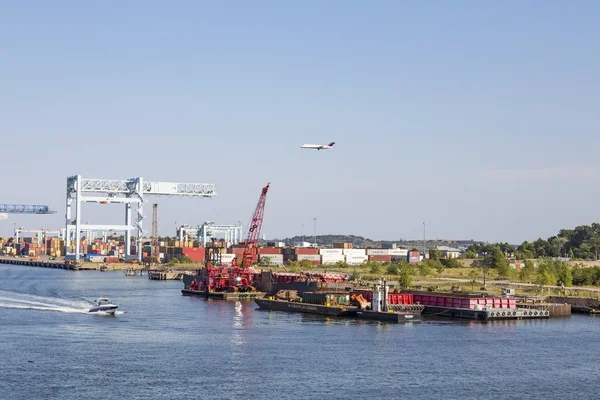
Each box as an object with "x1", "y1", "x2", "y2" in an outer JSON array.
[{"x1": 89, "y1": 298, "x2": 118, "y2": 315}]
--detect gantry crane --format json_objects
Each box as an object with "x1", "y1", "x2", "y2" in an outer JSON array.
[{"x1": 0, "y1": 204, "x2": 57, "y2": 217}]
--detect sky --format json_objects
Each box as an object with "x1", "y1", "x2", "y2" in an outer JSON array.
[{"x1": 1, "y1": 1, "x2": 599, "y2": 244}]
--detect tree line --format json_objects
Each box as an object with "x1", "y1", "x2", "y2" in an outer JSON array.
[{"x1": 464, "y1": 223, "x2": 600, "y2": 261}]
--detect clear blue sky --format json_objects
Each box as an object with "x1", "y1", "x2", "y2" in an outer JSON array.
[{"x1": 1, "y1": 1, "x2": 599, "y2": 243}]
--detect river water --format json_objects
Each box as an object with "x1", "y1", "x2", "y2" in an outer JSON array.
[{"x1": 1, "y1": 264, "x2": 599, "y2": 400}]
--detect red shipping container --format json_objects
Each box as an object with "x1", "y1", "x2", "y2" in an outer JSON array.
[
  {"x1": 182, "y1": 247, "x2": 206, "y2": 262},
  {"x1": 258, "y1": 247, "x2": 282, "y2": 255},
  {"x1": 228, "y1": 247, "x2": 247, "y2": 256},
  {"x1": 294, "y1": 247, "x2": 319, "y2": 255}
]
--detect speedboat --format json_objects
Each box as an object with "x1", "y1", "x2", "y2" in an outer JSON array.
[{"x1": 89, "y1": 298, "x2": 118, "y2": 315}]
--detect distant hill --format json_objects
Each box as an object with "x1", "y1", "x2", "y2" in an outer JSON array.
[{"x1": 269, "y1": 234, "x2": 482, "y2": 249}]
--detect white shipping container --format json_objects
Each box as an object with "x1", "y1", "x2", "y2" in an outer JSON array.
[
  {"x1": 221, "y1": 254, "x2": 236, "y2": 261},
  {"x1": 319, "y1": 248, "x2": 344, "y2": 255},
  {"x1": 343, "y1": 248, "x2": 366, "y2": 256},
  {"x1": 366, "y1": 249, "x2": 391, "y2": 256},
  {"x1": 322, "y1": 258, "x2": 343, "y2": 265},
  {"x1": 390, "y1": 249, "x2": 408, "y2": 256},
  {"x1": 260, "y1": 254, "x2": 284, "y2": 259},
  {"x1": 321, "y1": 255, "x2": 345, "y2": 265},
  {"x1": 297, "y1": 254, "x2": 321, "y2": 261},
  {"x1": 345, "y1": 255, "x2": 368, "y2": 265},
  {"x1": 345, "y1": 255, "x2": 368, "y2": 260},
  {"x1": 260, "y1": 255, "x2": 284, "y2": 265}
]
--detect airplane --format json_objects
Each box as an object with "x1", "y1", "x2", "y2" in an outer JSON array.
[{"x1": 300, "y1": 142, "x2": 335, "y2": 150}]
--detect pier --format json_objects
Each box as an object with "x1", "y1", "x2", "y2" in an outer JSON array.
[{"x1": 0, "y1": 257, "x2": 75, "y2": 270}]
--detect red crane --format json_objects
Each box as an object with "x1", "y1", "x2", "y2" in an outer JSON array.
[
  {"x1": 240, "y1": 182, "x2": 271, "y2": 269},
  {"x1": 197, "y1": 182, "x2": 270, "y2": 293}
]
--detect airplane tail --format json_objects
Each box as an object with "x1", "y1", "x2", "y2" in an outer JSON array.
[{"x1": 328, "y1": 142, "x2": 335, "y2": 147}]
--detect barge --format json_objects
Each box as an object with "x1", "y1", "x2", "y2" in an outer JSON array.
[
  {"x1": 255, "y1": 279, "x2": 423, "y2": 323},
  {"x1": 409, "y1": 291, "x2": 550, "y2": 321},
  {"x1": 255, "y1": 298, "x2": 356, "y2": 317},
  {"x1": 182, "y1": 288, "x2": 266, "y2": 301},
  {"x1": 182, "y1": 269, "x2": 350, "y2": 301}
]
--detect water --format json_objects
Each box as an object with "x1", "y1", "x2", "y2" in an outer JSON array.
[{"x1": 1, "y1": 264, "x2": 599, "y2": 400}]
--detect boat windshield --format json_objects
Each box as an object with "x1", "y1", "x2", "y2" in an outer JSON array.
[{"x1": 97, "y1": 298, "x2": 110, "y2": 305}]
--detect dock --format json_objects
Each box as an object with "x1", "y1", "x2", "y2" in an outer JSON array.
[
  {"x1": 546, "y1": 296, "x2": 600, "y2": 315},
  {"x1": 517, "y1": 303, "x2": 571, "y2": 317},
  {"x1": 148, "y1": 271, "x2": 183, "y2": 280},
  {"x1": 0, "y1": 257, "x2": 75, "y2": 270}
]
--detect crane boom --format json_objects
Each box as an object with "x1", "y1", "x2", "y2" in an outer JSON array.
[
  {"x1": 241, "y1": 182, "x2": 270, "y2": 269},
  {"x1": 0, "y1": 204, "x2": 56, "y2": 214}
]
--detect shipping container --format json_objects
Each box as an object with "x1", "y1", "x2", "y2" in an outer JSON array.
[
  {"x1": 319, "y1": 248, "x2": 343, "y2": 255},
  {"x1": 368, "y1": 255, "x2": 393, "y2": 262},
  {"x1": 297, "y1": 254, "x2": 321, "y2": 261},
  {"x1": 182, "y1": 247, "x2": 205, "y2": 262},
  {"x1": 321, "y1": 255, "x2": 345, "y2": 260},
  {"x1": 343, "y1": 248, "x2": 366, "y2": 256},
  {"x1": 294, "y1": 247, "x2": 319, "y2": 255},
  {"x1": 366, "y1": 249, "x2": 391, "y2": 256},
  {"x1": 345, "y1": 255, "x2": 368, "y2": 265},
  {"x1": 258, "y1": 247, "x2": 282, "y2": 255},
  {"x1": 390, "y1": 249, "x2": 409, "y2": 256},
  {"x1": 333, "y1": 242, "x2": 353, "y2": 249},
  {"x1": 259, "y1": 254, "x2": 284, "y2": 265}
]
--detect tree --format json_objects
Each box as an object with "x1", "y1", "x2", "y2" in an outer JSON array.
[
  {"x1": 180, "y1": 255, "x2": 193, "y2": 264},
  {"x1": 368, "y1": 261, "x2": 382, "y2": 274},
  {"x1": 465, "y1": 249, "x2": 477, "y2": 259},
  {"x1": 417, "y1": 260, "x2": 434, "y2": 277},
  {"x1": 468, "y1": 269, "x2": 478, "y2": 292},
  {"x1": 299, "y1": 259, "x2": 314, "y2": 269},
  {"x1": 258, "y1": 256, "x2": 272, "y2": 267},
  {"x1": 386, "y1": 263, "x2": 399, "y2": 275},
  {"x1": 517, "y1": 241, "x2": 535, "y2": 259},
  {"x1": 396, "y1": 262, "x2": 414, "y2": 288},
  {"x1": 441, "y1": 258, "x2": 462, "y2": 269},
  {"x1": 519, "y1": 260, "x2": 535, "y2": 282},
  {"x1": 428, "y1": 247, "x2": 441, "y2": 261},
  {"x1": 483, "y1": 247, "x2": 509, "y2": 275}
]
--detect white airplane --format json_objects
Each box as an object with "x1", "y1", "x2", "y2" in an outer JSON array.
[{"x1": 300, "y1": 142, "x2": 335, "y2": 150}]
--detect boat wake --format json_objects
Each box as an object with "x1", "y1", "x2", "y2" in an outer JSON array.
[{"x1": 0, "y1": 290, "x2": 91, "y2": 314}]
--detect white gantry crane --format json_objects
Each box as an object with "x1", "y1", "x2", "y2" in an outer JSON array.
[
  {"x1": 65, "y1": 175, "x2": 216, "y2": 262},
  {"x1": 14, "y1": 227, "x2": 65, "y2": 244},
  {"x1": 176, "y1": 222, "x2": 243, "y2": 246}
]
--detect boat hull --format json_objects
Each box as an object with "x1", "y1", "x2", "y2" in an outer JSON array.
[
  {"x1": 355, "y1": 309, "x2": 422, "y2": 322},
  {"x1": 89, "y1": 305, "x2": 118, "y2": 315}
]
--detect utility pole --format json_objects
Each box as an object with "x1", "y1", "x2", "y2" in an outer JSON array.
[
  {"x1": 152, "y1": 204, "x2": 159, "y2": 263},
  {"x1": 302, "y1": 223, "x2": 305, "y2": 244},
  {"x1": 313, "y1": 217, "x2": 317, "y2": 247},
  {"x1": 422, "y1": 222, "x2": 426, "y2": 259}
]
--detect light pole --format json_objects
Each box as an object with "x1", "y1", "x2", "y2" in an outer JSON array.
[
  {"x1": 313, "y1": 218, "x2": 317, "y2": 246},
  {"x1": 422, "y1": 222, "x2": 426, "y2": 259}
]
